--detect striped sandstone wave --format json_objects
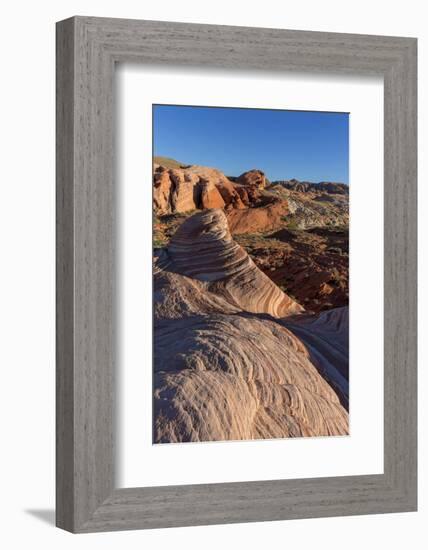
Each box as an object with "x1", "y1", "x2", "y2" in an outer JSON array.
[
  {"x1": 282, "y1": 307, "x2": 349, "y2": 409},
  {"x1": 157, "y1": 209, "x2": 303, "y2": 318},
  {"x1": 154, "y1": 314, "x2": 348, "y2": 443},
  {"x1": 153, "y1": 209, "x2": 349, "y2": 443}
]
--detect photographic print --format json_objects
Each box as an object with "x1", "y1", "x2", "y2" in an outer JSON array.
[{"x1": 153, "y1": 105, "x2": 349, "y2": 444}]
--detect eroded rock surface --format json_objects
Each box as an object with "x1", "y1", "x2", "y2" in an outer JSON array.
[
  {"x1": 236, "y1": 169, "x2": 267, "y2": 190},
  {"x1": 274, "y1": 179, "x2": 349, "y2": 195},
  {"x1": 158, "y1": 209, "x2": 303, "y2": 317},
  {"x1": 153, "y1": 164, "x2": 247, "y2": 215},
  {"x1": 153, "y1": 209, "x2": 349, "y2": 443},
  {"x1": 269, "y1": 182, "x2": 349, "y2": 229},
  {"x1": 283, "y1": 307, "x2": 349, "y2": 408},
  {"x1": 237, "y1": 226, "x2": 349, "y2": 313},
  {"x1": 153, "y1": 162, "x2": 349, "y2": 314},
  {"x1": 154, "y1": 314, "x2": 348, "y2": 443}
]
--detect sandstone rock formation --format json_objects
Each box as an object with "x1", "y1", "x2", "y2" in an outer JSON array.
[
  {"x1": 283, "y1": 306, "x2": 349, "y2": 408},
  {"x1": 153, "y1": 164, "x2": 247, "y2": 216},
  {"x1": 236, "y1": 169, "x2": 267, "y2": 190},
  {"x1": 154, "y1": 314, "x2": 348, "y2": 443},
  {"x1": 158, "y1": 209, "x2": 303, "y2": 317},
  {"x1": 153, "y1": 209, "x2": 349, "y2": 443},
  {"x1": 153, "y1": 163, "x2": 278, "y2": 218},
  {"x1": 153, "y1": 161, "x2": 348, "y2": 233},
  {"x1": 153, "y1": 161, "x2": 349, "y2": 315},
  {"x1": 199, "y1": 181, "x2": 226, "y2": 209},
  {"x1": 269, "y1": 182, "x2": 349, "y2": 229},
  {"x1": 226, "y1": 195, "x2": 288, "y2": 235}
]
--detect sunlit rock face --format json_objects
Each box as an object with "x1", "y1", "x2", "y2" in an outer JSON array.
[
  {"x1": 161, "y1": 209, "x2": 303, "y2": 317},
  {"x1": 154, "y1": 314, "x2": 348, "y2": 443},
  {"x1": 282, "y1": 306, "x2": 349, "y2": 409},
  {"x1": 237, "y1": 169, "x2": 267, "y2": 190},
  {"x1": 153, "y1": 164, "x2": 247, "y2": 216},
  {"x1": 153, "y1": 210, "x2": 349, "y2": 444}
]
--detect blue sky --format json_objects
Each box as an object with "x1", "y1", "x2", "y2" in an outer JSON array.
[{"x1": 153, "y1": 105, "x2": 349, "y2": 184}]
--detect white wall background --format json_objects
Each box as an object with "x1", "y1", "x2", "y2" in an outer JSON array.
[{"x1": 0, "y1": 1, "x2": 425, "y2": 548}]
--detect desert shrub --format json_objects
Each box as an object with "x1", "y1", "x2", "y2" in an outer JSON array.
[
  {"x1": 285, "y1": 217, "x2": 299, "y2": 230},
  {"x1": 153, "y1": 238, "x2": 165, "y2": 249},
  {"x1": 280, "y1": 214, "x2": 301, "y2": 230}
]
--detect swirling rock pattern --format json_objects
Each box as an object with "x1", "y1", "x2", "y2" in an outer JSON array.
[
  {"x1": 283, "y1": 307, "x2": 349, "y2": 409},
  {"x1": 158, "y1": 209, "x2": 303, "y2": 317},
  {"x1": 153, "y1": 209, "x2": 349, "y2": 443},
  {"x1": 154, "y1": 315, "x2": 348, "y2": 443}
]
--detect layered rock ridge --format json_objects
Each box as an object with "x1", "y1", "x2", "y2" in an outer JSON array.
[
  {"x1": 282, "y1": 306, "x2": 349, "y2": 409},
  {"x1": 154, "y1": 314, "x2": 348, "y2": 443},
  {"x1": 153, "y1": 209, "x2": 349, "y2": 443},
  {"x1": 158, "y1": 209, "x2": 303, "y2": 317}
]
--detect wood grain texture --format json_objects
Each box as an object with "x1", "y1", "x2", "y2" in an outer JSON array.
[
  {"x1": 56, "y1": 17, "x2": 75, "y2": 532},
  {"x1": 56, "y1": 16, "x2": 417, "y2": 532}
]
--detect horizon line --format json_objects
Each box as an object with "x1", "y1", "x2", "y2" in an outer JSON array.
[{"x1": 153, "y1": 155, "x2": 349, "y2": 186}]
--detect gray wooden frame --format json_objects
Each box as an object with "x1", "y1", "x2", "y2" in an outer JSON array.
[{"x1": 56, "y1": 16, "x2": 417, "y2": 533}]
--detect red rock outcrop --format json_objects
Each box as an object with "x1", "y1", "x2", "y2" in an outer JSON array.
[
  {"x1": 153, "y1": 164, "x2": 248, "y2": 215},
  {"x1": 237, "y1": 169, "x2": 267, "y2": 190},
  {"x1": 153, "y1": 167, "x2": 173, "y2": 214},
  {"x1": 199, "y1": 181, "x2": 226, "y2": 209},
  {"x1": 168, "y1": 168, "x2": 199, "y2": 213},
  {"x1": 257, "y1": 226, "x2": 349, "y2": 313},
  {"x1": 226, "y1": 196, "x2": 288, "y2": 235}
]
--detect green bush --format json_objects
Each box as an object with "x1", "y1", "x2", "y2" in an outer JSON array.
[{"x1": 286, "y1": 218, "x2": 299, "y2": 230}]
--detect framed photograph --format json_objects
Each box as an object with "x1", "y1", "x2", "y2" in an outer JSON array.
[{"x1": 56, "y1": 16, "x2": 417, "y2": 532}]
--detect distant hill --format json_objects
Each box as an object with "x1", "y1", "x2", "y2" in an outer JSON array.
[
  {"x1": 272, "y1": 180, "x2": 349, "y2": 195},
  {"x1": 153, "y1": 156, "x2": 187, "y2": 170}
]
